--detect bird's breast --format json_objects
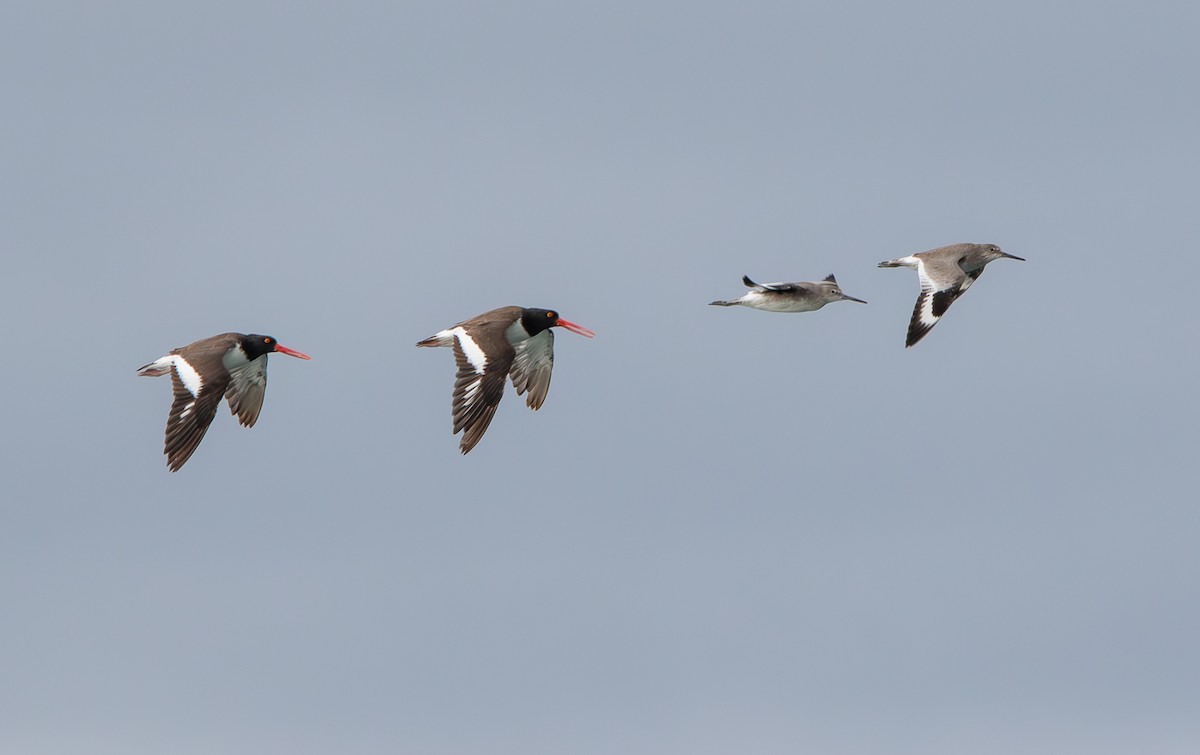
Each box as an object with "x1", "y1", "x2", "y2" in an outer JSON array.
[
  {"x1": 505, "y1": 319, "x2": 534, "y2": 344},
  {"x1": 744, "y1": 292, "x2": 820, "y2": 312},
  {"x1": 221, "y1": 346, "x2": 254, "y2": 371}
]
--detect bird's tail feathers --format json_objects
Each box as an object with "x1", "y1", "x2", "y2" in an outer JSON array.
[
  {"x1": 137, "y1": 357, "x2": 172, "y2": 377},
  {"x1": 416, "y1": 335, "x2": 450, "y2": 347},
  {"x1": 416, "y1": 329, "x2": 458, "y2": 348}
]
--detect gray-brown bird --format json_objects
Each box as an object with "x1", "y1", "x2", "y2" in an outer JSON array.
[
  {"x1": 879, "y1": 243, "x2": 1024, "y2": 347},
  {"x1": 709, "y1": 274, "x2": 867, "y2": 312}
]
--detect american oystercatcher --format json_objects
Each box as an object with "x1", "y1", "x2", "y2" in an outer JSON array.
[
  {"x1": 879, "y1": 243, "x2": 1025, "y2": 347},
  {"x1": 416, "y1": 306, "x2": 595, "y2": 454},
  {"x1": 710, "y1": 274, "x2": 867, "y2": 311},
  {"x1": 137, "y1": 333, "x2": 311, "y2": 471}
]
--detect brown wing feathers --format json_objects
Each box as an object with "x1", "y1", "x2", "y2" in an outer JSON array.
[
  {"x1": 451, "y1": 340, "x2": 512, "y2": 454},
  {"x1": 163, "y1": 371, "x2": 227, "y2": 472}
]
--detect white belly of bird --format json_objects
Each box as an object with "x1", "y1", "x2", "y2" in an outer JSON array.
[{"x1": 740, "y1": 292, "x2": 821, "y2": 312}]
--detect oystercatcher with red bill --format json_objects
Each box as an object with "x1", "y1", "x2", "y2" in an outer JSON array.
[
  {"x1": 417, "y1": 306, "x2": 595, "y2": 454},
  {"x1": 138, "y1": 333, "x2": 312, "y2": 471}
]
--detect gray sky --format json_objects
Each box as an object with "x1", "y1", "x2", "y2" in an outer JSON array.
[{"x1": 3, "y1": 2, "x2": 1199, "y2": 753}]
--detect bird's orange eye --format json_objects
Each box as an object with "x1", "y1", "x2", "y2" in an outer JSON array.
[
  {"x1": 546, "y1": 311, "x2": 555, "y2": 318},
  {"x1": 265, "y1": 337, "x2": 272, "y2": 344}
]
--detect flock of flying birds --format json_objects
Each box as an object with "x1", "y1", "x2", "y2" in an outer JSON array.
[{"x1": 139, "y1": 242, "x2": 1024, "y2": 470}]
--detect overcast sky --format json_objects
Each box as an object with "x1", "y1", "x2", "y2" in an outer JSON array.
[{"x1": 2, "y1": 2, "x2": 1199, "y2": 753}]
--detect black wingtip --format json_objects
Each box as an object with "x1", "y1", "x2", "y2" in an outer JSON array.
[
  {"x1": 905, "y1": 323, "x2": 931, "y2": 347},
  {"x1": 741, "y1": 275, "x2": 757, "y2": 287},
  {"x1": 905, "y1": 314, "x2": 935, "y2": 348},
  {"x1": 823, "y1": 274, "x2": 837, "y2": 283}
]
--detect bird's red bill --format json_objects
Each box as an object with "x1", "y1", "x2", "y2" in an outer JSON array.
[
  {"x1": 274, "y1": 344, "x2": 312, "y2": 359},
  {"x1": 556, "y1": 318, "x2": 595, "y2": 338}
]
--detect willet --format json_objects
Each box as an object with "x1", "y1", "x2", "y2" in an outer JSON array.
[
  {"x1": 879, "y1": 243, "x2": 1024, "y2": 347},
  {"x1": 709, "y1": 274, "x2": 867, "y2": 312}
]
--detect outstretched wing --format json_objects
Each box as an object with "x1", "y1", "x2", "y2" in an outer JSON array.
[
  {"x1": 450, "y1": 328, "x2": 513, "y2": 454},
  {"x1": 742, "y1": 275, "x2": 800, "y2": 293},
  {"x1": 509, "y1": 330, "x2": 555, "y2": 410},
  {"x1": 225, "y1": 355, "x2": 268, "y2": 428},
  {"x1": 163, "y1": 364, "x2": 228, "y2": 472},
  {"x1": 906, "y1": 258, "x2": 969, "y2": 348}
]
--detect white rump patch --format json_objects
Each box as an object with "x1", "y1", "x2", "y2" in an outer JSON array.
[{"x1": 453, "y1": 328, "x2": 488, "y2": 374}]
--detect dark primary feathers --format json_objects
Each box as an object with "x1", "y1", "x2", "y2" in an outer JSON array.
[
  {"x1": 163, "y1": 366, "x2": 226, "y2": 472},
  {"x1": 450, "y1": 340, "x2": 509, "y2": 454}
]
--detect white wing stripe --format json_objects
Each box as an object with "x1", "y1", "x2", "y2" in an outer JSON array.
[
  {"x1": 917, "y1": 292, "x2": 938, "y2": 327},
  {"x1": 913, "y1": 258, "x2": 938, "y2": 294},
  {"x1": 452, "y1": 327, "x2": 488, "y2": 374},
  {"x1": 172, "y1": 355, "x2": 204, "y2": 397},
  {"x1": 463, "y1": 378, "x2": 482, "y2": 401}
]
